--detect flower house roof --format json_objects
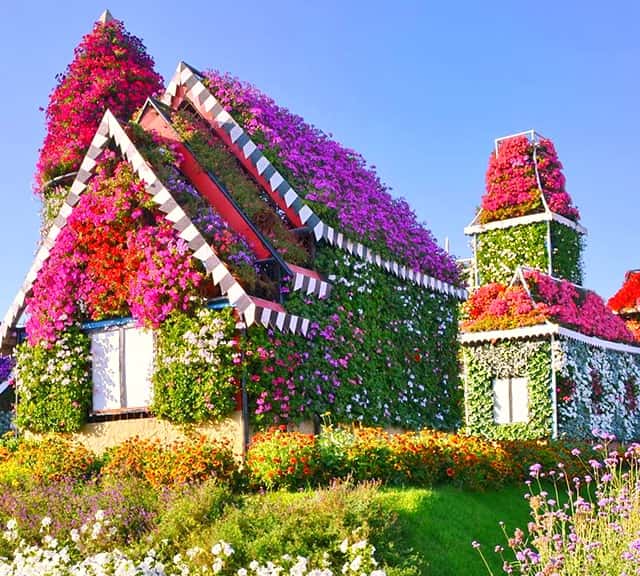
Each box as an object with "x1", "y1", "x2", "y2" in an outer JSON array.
[
  {"x1": 162, "y1": 62, "x2": 466, "y2": 300},
  {"x1": 460, "y1": 267, "x2": 638, "y2": 346},
  {"x1": 608, "y1": 270, "x2": 640, "y2": 315},
  {"x1": 0, "y1": 110, "x2": 314, "y2": 352},
  {"x1": 459, "y1": 323, "x2": 640, "y2": 355},
  {"x1": 466, "y1": 130, "x2": 583, "y2": 233}
]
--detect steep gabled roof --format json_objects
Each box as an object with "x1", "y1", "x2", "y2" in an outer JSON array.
[
  {"x1": 465, "y1": 130, "x2": 586, "y2": 236},
  {"x1": 137, "y1": 97, "x2": 332, "y2": 300},
  {"x1": 460, "y1": 267, "x2": 638, "y2": 349},
  {"x1": 608, "y1": 270, "x2": 640, "y2": 316},
  {"x1": 0, "y1": 110, "x2": 312, "y2": 352},
  {"x1": 162, "y1": 62, "x2": 466, "y2": 300}
]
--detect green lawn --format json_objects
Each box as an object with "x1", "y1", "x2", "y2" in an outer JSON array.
[{"x1": 379, "y1": 485, "x2": 531, "y2": 576}]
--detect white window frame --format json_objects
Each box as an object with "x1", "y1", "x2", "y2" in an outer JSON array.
[
  {"x1": 493, "y1": 377, "x2": 529, "y2": 424},
  {"x1": 90, "y1": 324, "x2": 154, "y2": 414}
]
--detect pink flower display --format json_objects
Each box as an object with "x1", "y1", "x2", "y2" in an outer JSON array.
[
  {"x1": 462, "y1": 270, "x2": 636, "y2": 344},
  {"x1": 35, "y1": 17, "x2": 163, "y2": 189},
  {"x1": 204, "y1": 71, "x2": 460, "y2": 285},
  {"x1": 480, "y1": 135, "x2": 580, "y2": 224}
]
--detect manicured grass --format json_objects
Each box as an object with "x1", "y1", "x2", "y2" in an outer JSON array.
[{"x1": 379, "y1": 485, "x2": 531, "y2": 576}]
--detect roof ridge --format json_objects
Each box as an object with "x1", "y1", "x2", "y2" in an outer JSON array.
[{"x1": 162, "y1": 62, "x2": 466, "y2": 301}]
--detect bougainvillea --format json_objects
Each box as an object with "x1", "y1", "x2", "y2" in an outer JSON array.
[
  {"x1": 203, "y1": 71, "x2": 459, "y2": 285},
  {"x1": 480, "y1": 135, "x2": 579, "y2": 223},
  {"x1": 462, "y1": 270, "x2": 636, "y2": 344},
  {"x1": 35, "y1": 17, "x2": 163, "y2": 190}
]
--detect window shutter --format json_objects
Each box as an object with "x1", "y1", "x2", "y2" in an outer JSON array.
[
  {"x1": 493, "y1": 378, "x2": 510, "y2": 424},
  {"x1": 91, "y1": 329, "x2": 121, "y2": 411},
  {"x1": 123, "y1": 327, "x2": 154, "y2": 408},
  {"x1": 510, "y1": 377, "x2": 529, "y2": 423}
]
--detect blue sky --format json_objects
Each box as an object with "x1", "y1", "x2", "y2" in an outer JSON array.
[{"x1": 1, "y1": 0, "x2": 638, "y2": 318}]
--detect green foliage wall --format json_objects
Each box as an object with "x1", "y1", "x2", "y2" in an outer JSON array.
[
  {"x1": 475, "y1": 221, "x2": 583, "y2": 285},
  {"x1": 462, "y1": 340, "x2": 552, "y2": 440},
  {"x1": 274, "y1": 244, "x2": 462, "y2": 430},
  {"x1": 14, "y1": 328, "x2": 92, "y2": 433}
]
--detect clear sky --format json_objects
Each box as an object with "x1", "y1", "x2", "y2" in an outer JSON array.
[{"x1": 1, "y1": 0, "x2": 638, "y2": 319}]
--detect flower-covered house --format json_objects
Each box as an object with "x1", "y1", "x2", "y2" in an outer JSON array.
[
  {"x1": 461, "y1": 131, "x2": 640, "y2": 441},
  {"x1": 0, "y1": 13, "x2": 465, "y2": 451}
]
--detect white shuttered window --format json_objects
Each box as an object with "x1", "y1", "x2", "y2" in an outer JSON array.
[
  {"x1": 493, "y1": 377, "x2": 529, "y2": 424},
  {"x1": 91, "y1": 326, "x2": 154, "y2": 413}
]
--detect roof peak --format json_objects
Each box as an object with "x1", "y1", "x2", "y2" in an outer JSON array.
[{"x1": 98, "y1": 9, "x2": 114, "y2": 24}]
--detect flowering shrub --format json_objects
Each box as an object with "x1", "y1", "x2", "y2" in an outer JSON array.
[
  {"x1": 204, "y1": 71, "x2": 459, "y2": 285},
  {"x1": 35, "y1": 17, "x2": 162, "y2": 190},
  {"x1": 480, "y1": 135, "x2": 579, "y2": 223},
  {"x1": 0, "y1": 520, "x2": 386, "y2": 576},
  {"x1": 475, "y1": 438, "x2": 640, "y2": 575},
  {"x1": 152, "y1": 308, "x2": 241, "y2": 423},
  {"x1": 246, "y1": 426, "x2": 318, "y2": 489},
  {"x1": 14, "y1": 328, "x2": 91, "y2": 433},
  {"x1": 0, "y1": 435, "x2": 96, "y2": 486},
  {"x1": 246, "y1": 425, "x2": 584, "y2": 491},
  {"x1": 101, "y1": 435, "x2": 238, "y2": 489}
]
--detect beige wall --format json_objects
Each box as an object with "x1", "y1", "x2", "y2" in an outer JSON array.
[{"x1": 72, "y1": 412, "x2": 245, "y2": 456}]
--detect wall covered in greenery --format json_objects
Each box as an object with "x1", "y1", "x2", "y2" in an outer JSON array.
[
  {"x1": 555, "y1": 339, "x2": 640, "y2": 441},
  {"x1": 475, "y1": 221, "x2": 583, "y2": 285},
  {"x1": 246, "y1": 243, "x2": 462, "y2": 430},
  {"x1": 462, "y1": 340, "x2": 552, "y2": 440}
]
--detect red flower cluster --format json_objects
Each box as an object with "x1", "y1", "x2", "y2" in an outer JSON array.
[
  {"x1": 608, "y1": 271, "x2": 640, "y2": 315},
  {"x1": 480, "y1": 135, "x2": 579, "y2": 224},
  {"x1": 35, "y1": 17, "x2": 163, "y2": 189},
  {"x1": 26, "y1": 159, "x2": 203, "y2": 345}
]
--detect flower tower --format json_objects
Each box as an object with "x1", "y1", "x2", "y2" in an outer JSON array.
[
  {"x1": 35, "y1": 10, "x2": 163, "y2": 230},
  {"x1": 464, "y1": 130, "x2": 585, "y2": 288},
  {"x1": 460, "y1": 131, "x2": 640, "y2": 442}
]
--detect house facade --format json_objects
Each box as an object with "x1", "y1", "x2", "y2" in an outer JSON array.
[{"x1": 0, "y1": 15, "x2": 465, "y2": 451}]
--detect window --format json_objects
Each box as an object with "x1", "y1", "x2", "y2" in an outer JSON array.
[
  {"x1": 493, "y1": 377, "x2": 528, "y2": 424},
  {"x1": 90, "y1": 325, "x2": 154, "y2": 413}
]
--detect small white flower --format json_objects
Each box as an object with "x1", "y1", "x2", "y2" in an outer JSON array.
[
  {"x1": 237, "y1": 569, "x2": 248, "y2": 576},
  {"x1": 212, "y1": 542, "x2": 222, "y2": 556},
  {"x1": 339, "y1": 539, "x2": 349, "y2": 554},
  {"x1": 6, "y1": 519, "x2": 17, "y2": 531},
  {"x1": 94, "y1": 509, "x2": 105, "y2": 522},
  {"x1": 40, "y1": 516, "x2": 52, "y2": 528}
]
